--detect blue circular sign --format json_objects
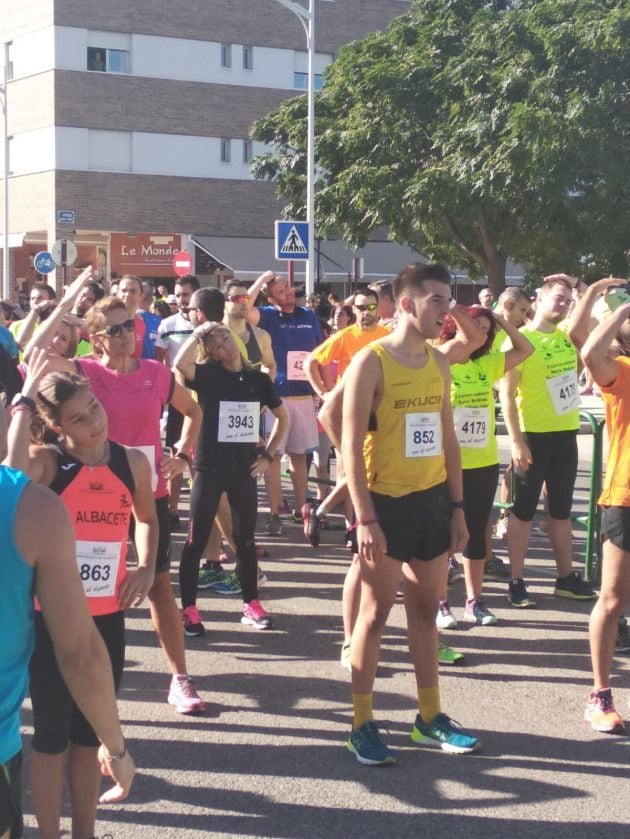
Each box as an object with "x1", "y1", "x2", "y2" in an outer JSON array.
[{"x1": 33, "y1": 251, "x2": 56, "y2": 274}]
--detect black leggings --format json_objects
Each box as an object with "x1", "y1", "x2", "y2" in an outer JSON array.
[
  {"x1": 180, "y1": 468, "x2": 258, "y2": 607},
  {"x1": 462, "y1": 463, "x2": 500, "y2": 560}
]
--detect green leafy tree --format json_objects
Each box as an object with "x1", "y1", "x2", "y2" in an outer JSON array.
[{"x1": 252, "y1": 0, "x2": 630, "y2": 292}]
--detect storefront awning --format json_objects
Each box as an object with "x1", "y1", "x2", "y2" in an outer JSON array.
[
  {"x1": 0, "y1": 232, "x2": 26, "y2": 249},
  {"x1": 188, "y1": 234, "x2": 423, "y2": 281}
]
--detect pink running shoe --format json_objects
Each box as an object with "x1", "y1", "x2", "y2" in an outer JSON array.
[
  {"x1": 181, "y1": 605, "x2": 205, "y2": 637},
  {"x1": 168, "y1": 675, "x2": 206, "y2": 715},
  {"x1": 241, "y1": 599, "x2": 273, "y2": 630}
]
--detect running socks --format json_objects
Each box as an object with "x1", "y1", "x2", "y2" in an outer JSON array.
[
  {"x1": 352, "y1": 693, "x2": 374, "y2": 730},
  {"x1": 418, "y1": 686, "x2": 441, "y2": 725}
]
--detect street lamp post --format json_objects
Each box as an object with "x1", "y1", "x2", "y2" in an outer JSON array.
[
  {"x1": 272, "y1": 0, "x2": 315, "y2": 296},
  {"x1": 1, "y1": 42, "x2": 10, "y2": 300}
]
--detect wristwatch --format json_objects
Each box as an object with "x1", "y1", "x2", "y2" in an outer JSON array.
[
  {"x1": 103, "y1": 744, "x2": 127, "y2": 763},
  {"x1": 11, "y1": 394, "x2": 36, "y2": 412}
]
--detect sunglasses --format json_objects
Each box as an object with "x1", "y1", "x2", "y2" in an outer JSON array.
[
  {"x1": 97, "y1": 318, "x2": 136, "y2": 338},
  {"x1": 226, "y1": 294, "x2": 250, "y2": 303},
  {"x1": 354, "y1": 303, "x2": 377, "y2": 312}
]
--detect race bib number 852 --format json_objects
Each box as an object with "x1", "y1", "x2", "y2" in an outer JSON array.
[{"x1": 405, "y1": 412, "x2": 442, "y2": 458}]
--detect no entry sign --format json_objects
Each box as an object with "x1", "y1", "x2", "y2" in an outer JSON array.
[{"x1": 172, "y1": 251, "x2": 193, "y2": 277}]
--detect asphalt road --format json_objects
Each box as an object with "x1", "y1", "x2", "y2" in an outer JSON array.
[{"x1": 20, "y1": 397, "x2": 630, "y2": 838}]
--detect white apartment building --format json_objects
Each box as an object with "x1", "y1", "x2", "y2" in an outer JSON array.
[{"x1": 0, "y1": 0, "x2": 418, "y2": 295}]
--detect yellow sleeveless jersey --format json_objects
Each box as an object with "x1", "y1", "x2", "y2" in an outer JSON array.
[{"x1": 363, "y1": 342, "x2": 447, "y2": 498}]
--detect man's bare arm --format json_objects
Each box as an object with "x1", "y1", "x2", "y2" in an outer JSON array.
[{"x1": 17, "y1": 483, "x2": 135, "y2": 800}]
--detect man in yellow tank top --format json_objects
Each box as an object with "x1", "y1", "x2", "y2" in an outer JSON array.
[
  {"x1": 341, "y1": 262, "x2": 480, "y2": 765},
  {"x1": 500, "y1": 277, "x2": 596, "y2": 607}
]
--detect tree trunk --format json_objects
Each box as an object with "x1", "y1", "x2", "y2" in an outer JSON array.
[{"x1": 485, "y1": 253, "x2": 507, "y2": 296}]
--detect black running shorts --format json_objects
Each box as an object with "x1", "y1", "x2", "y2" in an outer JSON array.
[
  {"x1": 30, "y1": 610, "x2": 125, "y2": 753},
  {"x1": 601, "y1": 506, "x2": 630, "y2": 553},
  {"x1": 512, "y1": 430, "x2": 578, "y2": 522},
  {"x1": 371, "y1": 482, "x2": 451, "y2": 562}
]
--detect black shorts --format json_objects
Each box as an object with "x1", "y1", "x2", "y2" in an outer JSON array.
[
  {"x1": 0, "y1": 751, "x2": 22, "y2": 839},
  {"x1": 462, "y1": 463, "x2": 500, "y2": 560},
  {"x1": 30, "y1": 611, "x2": 125, "y2": 753},
  {"x1": 512, "y1": 430, "x2": 578, "y2": 522},
  {"x1": 155, "y1": 495, "x2": 172, "y2": 573},
  {"x1": 129, "y1": 494, "x2": 171, "y2": 574},
  {"x1": 165, "y1": 404, "x2": 184, "y2": 450},
  {"x1": 371, "y1": 482, "x2": 451, "y2": 562},
  {"x1": 601, "y1": 506, "x2": 630, "y2": 553}
]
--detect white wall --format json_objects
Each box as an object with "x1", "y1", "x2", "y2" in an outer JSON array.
[
  {"x1": 9, "y1": 25, "x2": 331, "y2": 90},
  {"x1": 45, "y1": 127, "x2": 267, "y2": 179},
  {"x1": 9, "y1": 27, "x2": 55, "y2": 79}
]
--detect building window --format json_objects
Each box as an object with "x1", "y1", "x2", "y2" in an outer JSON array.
[
  {"x1": 87, "y1": 47, "x2": 129, "y2": 73},
  {"x1": 220, "y1": 138, "x2": 231, "y2": 163},
  {"x1": 243, "y1": 45, "x2": 254, "y2": 71},
  {"x1": 6, "y1": 42, "x2": 14, "y2": 80},
  {"x1": 293, "y1": 72, "x2": 323, "y2": 91},
  {"x1": 242, "y1": 140, "x2": 253, "y2": 163},
  {"x1": 221, "y1": 43, "x2": 232, "y2": 68}
]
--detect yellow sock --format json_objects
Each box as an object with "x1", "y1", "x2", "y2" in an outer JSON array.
[
  {"x1": 352, "y1": 693, "x2": 374, "y2": 730},
  {"x1": 418, "y1": 686, "x2": 441, "y2": 725}
]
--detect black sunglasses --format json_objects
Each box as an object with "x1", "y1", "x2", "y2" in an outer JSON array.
[
  {"x1": 98, "y1": 318, "x2": 136, "y2": 338},
  {"x1": 354, "y1": 303, "x2": 377, "y2": 312}
]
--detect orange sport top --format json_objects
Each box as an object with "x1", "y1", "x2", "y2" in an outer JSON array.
[{"x1": 48, "y1": 441, "x2": 135, "y2": 616}]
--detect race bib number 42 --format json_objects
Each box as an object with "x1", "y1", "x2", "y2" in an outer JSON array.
[
  {"x1": 218, "y1": 401, "x2": 260, "y2": 443},
  {"x1": 76, "y1": 540, "x2": 121, "y2": 597},
  {"x1": 546, "y1": 371, "x2": 580, "y2": 415},
  {"x1": 405, "y1": 412, "x2": 442, "y2": 458},
  {"x1": 287, "y1": 350, "x2": 308, "y2": 381}
]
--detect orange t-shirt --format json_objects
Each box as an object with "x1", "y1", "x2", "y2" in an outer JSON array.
[
  {"x1": 310, "y1": 322, "x2": 391, "y2": 381},
  {"x1": 599, "y1": 356, "x2": 630, "y2": 507}
]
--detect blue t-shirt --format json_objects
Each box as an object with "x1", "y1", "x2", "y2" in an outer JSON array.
[
  {"x1": 0, "y1": 325, "x2": 19, "y2": 358},
  {"x1": 257, "y1": 306, "x2": 323, "y2": 396},
  {"x1": 0, "y1": 467, "x2": 34, "y2": 763}
]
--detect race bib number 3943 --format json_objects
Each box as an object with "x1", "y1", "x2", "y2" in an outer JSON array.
[
  {"x1": 218, "y1": 401, "x2": 260, "y2": 443},
  {"x1": 405, "y1": 412, "x2": 442, "y2": 458}
]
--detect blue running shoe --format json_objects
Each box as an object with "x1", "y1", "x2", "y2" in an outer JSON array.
[
  {"x1": 347, "y1": 721, "x2": 396, "y2": 766},
  {"x1": 211, "y1": 571, "x2": 242, "y2": 596},
  {"x1": 198, "y1": 563, "x2": 224, "y2": 589},
  {"x1": 410, "y1": 713, "x2": 480, "y2": 754}
]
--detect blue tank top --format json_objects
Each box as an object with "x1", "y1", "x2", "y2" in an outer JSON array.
[{"x1": 0, "y1": 466, "x2": 35, "y2": 763}]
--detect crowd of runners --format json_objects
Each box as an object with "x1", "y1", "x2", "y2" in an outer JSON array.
[{"x1": 1, "y1": 260, "x2": 630, "y2": 838}]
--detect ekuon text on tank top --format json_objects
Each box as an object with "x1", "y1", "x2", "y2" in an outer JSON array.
[{"x1": 363, "y1": 343, "x2": 446, "y2": 498}]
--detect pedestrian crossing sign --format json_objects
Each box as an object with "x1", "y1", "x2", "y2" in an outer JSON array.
[{"x1": 275, "y1": 220, "x2": 310, "y2": 261}]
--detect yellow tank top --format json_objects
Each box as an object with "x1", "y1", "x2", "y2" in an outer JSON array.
[{"x1": 363, "y1": 343, "x2": 447, "y2": 498}]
